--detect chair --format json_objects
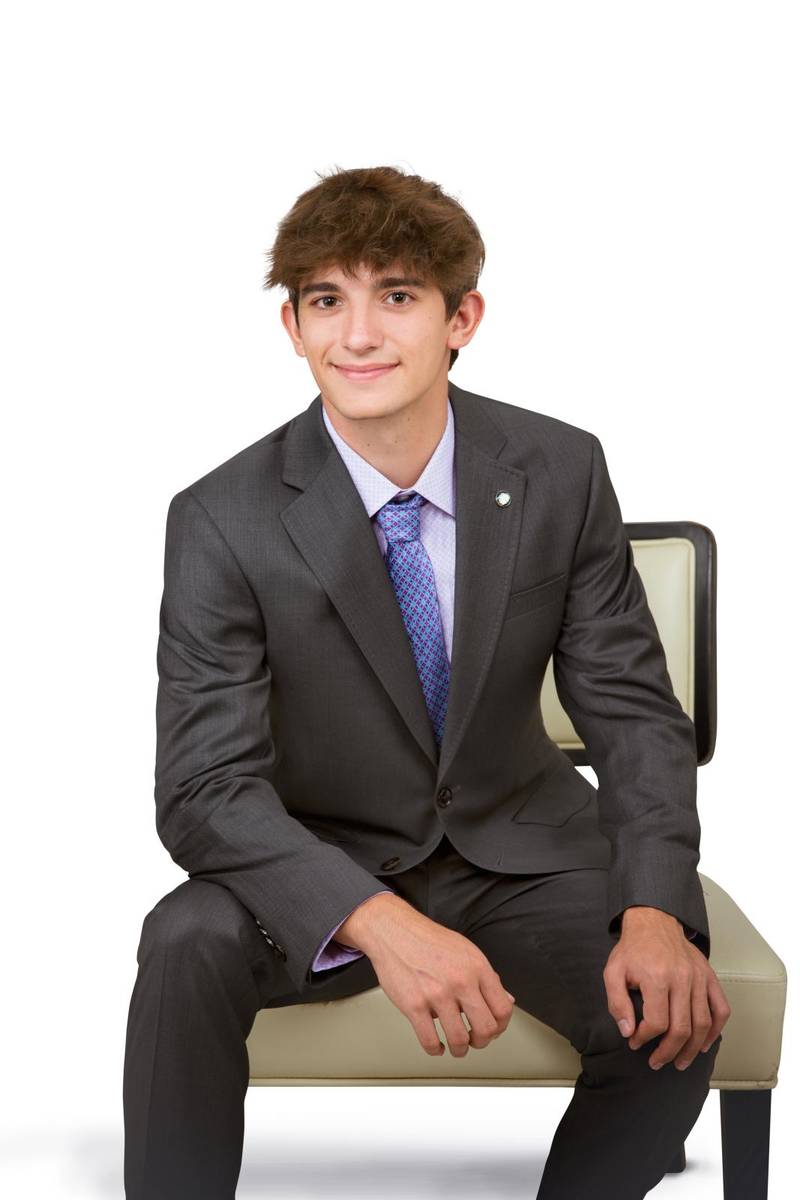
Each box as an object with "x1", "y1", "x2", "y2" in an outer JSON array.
[{"x1": 246, "y1": 521, "x2": 787, "y2": 1198}]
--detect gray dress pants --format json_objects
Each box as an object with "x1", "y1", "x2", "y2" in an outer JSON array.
[{"x1": 123, "y1": 833, "x2": 721, "y2": 1198}]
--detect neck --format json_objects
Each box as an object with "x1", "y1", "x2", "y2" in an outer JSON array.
[{"x1": 321, "y1": 383, "x2": 448, "y2": 490}]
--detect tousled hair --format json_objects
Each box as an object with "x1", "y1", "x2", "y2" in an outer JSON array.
[{"x1": 263, "y1": 165, "x2": 485, "y2": 369}]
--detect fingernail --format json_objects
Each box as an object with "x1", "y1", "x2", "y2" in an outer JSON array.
[
  {"x1": 651, "y1": 1061, "x2": 664, "y2": 1070},
  {"x1": 676, "y1": 1060, "x2": 689, "y2": 1070},
  {"x1": 618, "y1": 1019, "x2": 632, "y2": 1036},
  {"x1": 507, "y1": 992, "x2": 515, "y2": 1001}
]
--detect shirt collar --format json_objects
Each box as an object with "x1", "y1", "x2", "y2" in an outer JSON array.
[{"x1": 321, "y1": 396, "x2": 455, "y2": 519}]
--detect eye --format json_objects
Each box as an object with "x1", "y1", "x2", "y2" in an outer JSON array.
[{"x1": 310, "y1": 291, "x2": 414, "y2": 309}]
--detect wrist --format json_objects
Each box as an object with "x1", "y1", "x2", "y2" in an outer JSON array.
[
  {"x1": 334, "y1": 891, "x2": 404, "y2": 951},
  {"x1": 621, "y1": 905, "x2": 681, "y2": 931}
]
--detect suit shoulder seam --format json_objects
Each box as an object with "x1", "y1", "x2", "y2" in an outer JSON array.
[{"x1": 184, "y1": 487, "x2": 261, "y2": 612}]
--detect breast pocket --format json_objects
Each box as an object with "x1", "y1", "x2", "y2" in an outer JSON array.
[{"x1": 504, "y1": 572, "x2": 566, "y2": 622}]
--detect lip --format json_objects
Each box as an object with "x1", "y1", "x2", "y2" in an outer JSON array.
[{"x1": 335, "y1": 364, "x2": 398, "y2": 380}]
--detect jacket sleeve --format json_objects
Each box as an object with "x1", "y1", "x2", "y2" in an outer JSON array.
[
  {"x1": 310, "y1": 890, "x2": 394, "y2": 971},
  {"x1": 552, "y1": 435, "x2": 711, "y2": 961},
  {"x1": 154, "y1": 487, "x2": 392, "y2": 991}
]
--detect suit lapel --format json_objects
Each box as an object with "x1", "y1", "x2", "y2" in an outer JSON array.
[{"x1": 279, "y1": 381, "x2": 527, "y2": 781}]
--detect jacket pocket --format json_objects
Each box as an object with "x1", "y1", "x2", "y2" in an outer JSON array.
[
  {"x1": 504, "y1": 572, "x2": 566, "y2": 622},
  {"x1": 511, "y1": 763, "x2": 594, "y2": 827}
]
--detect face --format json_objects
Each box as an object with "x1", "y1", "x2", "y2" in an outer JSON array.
[{"x1": 280, "y1": 260, "x2": 483, "y2": 424}]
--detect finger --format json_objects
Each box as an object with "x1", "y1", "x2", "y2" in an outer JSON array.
[
  {"x1": 603, "y1": 961, "x2": 636, "y2": 1039},
  {"x1": 433, "y1": 1000, "x2": 472, "y2": 1058},
  {"x1": 464, "y1": 982, "x2": 513, "y2": 1049},
  {"x1": 701, "y1": 974, "x2": 732, "y2": 1052},
  {"x1": 628, "y1": 980, "x2": 669, "y2": 1051},
  {"x1": 647, "y1": 970, "x2": 693, "y2": 1069},
  {"x1": 409, "y1": 1009, "x2": 446, "y2": 1057},
  {"x1": 464, "y1": 1007, "x2": 500, "y2": 1049},
  {"x1": 673, "y1": 976, "x2": 714, "y2": 1070},
  {"x1": 478, "y1": 975, "x2": 516, "y2": 1039}
]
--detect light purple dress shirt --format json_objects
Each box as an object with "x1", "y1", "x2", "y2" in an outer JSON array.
[
  {"x1": 308, "y1": 396, "x2": 698, "y2": 970},
  {"x1": 309, "y1": 396, "x2": 457, "y2": 971}
]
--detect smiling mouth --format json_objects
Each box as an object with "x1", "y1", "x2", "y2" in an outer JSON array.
[{"x1": 334, "y1": 364, "x2": 399, "y2": 379}]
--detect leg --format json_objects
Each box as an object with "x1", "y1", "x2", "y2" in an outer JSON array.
[
  {"x1": 122, "y1": 878, "x2": 381, "y2": 1200},
  {"x1": 665, "y1": 1142, "x2": 687, "y2": 1172},
  {"x1": 534, "y1": 983, "x2": 721, "y2": 1200},
  {"x1": 441, "y1": 857, "x2": 722, "y2": 1200},
  {"x1": 720, "y1": 1089, "x2": 771, "y2": 1200}
]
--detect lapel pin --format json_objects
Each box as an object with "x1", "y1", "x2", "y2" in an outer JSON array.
[{"x1": 494, "y1": 490, "x2": 512, "y2": 507}]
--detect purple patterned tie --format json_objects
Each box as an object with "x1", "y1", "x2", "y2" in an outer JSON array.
[{"x1": 374, "y1": 491, "x2": 450, "y2": 748}]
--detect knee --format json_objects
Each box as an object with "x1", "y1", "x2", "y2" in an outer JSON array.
[
  {"x1": 138, "y1": 879, "x2": 249, "y2": 961},
  {"x1": 579, "y1": 990, "x2": 724, "y2": 1071},
  {"x1": 576, "y1": 987, "x2": 649, "y2": 1056}
]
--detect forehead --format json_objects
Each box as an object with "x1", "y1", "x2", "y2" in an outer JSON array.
[{"x1": 298, "y1": 261, "x2": 428, "y2": 297}]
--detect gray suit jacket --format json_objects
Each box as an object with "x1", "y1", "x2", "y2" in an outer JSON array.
[{"x1": 154, "y1": 380, "x2": 710, "y2": 993}]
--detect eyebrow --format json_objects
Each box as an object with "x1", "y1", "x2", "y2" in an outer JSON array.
[{"x1": 299, "y1": 275, "x2": 427, "y2": 299}]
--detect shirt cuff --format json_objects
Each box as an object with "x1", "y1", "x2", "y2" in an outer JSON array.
[{"x1": 310, "y1": 887, "x2": 395, "y2": 972}]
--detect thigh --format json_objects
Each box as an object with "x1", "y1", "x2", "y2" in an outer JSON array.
[
  {"x1": 138, "y1": 877, "x2": 385, "y2": 1013},
  {"x1": 457, "y1": 864, "x2": 623, "y2": 1054}
]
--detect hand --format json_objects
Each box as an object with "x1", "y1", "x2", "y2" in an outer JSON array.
[
  {"x1": 603, "y1": 906, "x2": 731, "y2": 1071},
  {"x1": 336, "y1": 893, "x2": 516, "y2": 1058}
]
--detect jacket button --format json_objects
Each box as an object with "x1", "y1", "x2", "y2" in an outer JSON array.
[
  {"x1": 380, "y1": 857, "x2": 401, "y2": 870},
  {"x1": 436, "y1": 786, "x2": 453, "y2": 807}
]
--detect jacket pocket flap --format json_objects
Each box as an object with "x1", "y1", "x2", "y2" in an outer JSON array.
[
  {"x1": 505, "y1": 572, "x2": 566, "y2": 621},
  {"x1": 511, "y1": 769, "x2": 594, "y2": 827}
]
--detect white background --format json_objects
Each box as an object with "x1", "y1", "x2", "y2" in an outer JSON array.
[{"x1": 1, "y1": 1, "x2": 797, "y2": 1196}]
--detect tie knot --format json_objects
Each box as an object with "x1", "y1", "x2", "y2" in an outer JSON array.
[{"x1": 374, "y1": 491, "x2": 425, "y2": 544}]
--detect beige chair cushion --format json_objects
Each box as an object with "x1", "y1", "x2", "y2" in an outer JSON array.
[{"x1": 247, "y1": 873, "x2": 786, "y2": 1090}]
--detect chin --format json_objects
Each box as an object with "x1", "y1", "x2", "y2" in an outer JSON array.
[{"x1": 335, "y1": 396, "x2": 399, "y2": 419}]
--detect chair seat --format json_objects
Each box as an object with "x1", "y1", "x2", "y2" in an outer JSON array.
[{"x1": 246, "y1": 872, "x2": 786, "y2": 1089}]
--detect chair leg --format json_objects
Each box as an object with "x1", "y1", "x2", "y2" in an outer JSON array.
[
  {"x1": 664, "y1": 1143, "x2": 686, "y2": 1173},
  {"x1": 720, "y1": 1088, "x2": 771, "y2": 1199}
]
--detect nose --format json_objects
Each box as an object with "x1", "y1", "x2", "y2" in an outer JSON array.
[{"x1": 339, "y1": 301, "x2": 386, "y2": 350}]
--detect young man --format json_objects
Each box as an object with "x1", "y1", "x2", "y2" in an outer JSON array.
[{"x1": 123, "y1": 165, "x2": 729, "y2": 1199}]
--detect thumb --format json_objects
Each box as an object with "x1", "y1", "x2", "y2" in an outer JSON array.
[{"x1": 605, "y1": 969, "x2": 635, "y2": 1038}]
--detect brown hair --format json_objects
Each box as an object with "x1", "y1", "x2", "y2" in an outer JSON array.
[{"x1": 263, "y1": 165, "x2": 485, "y2": 369}]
